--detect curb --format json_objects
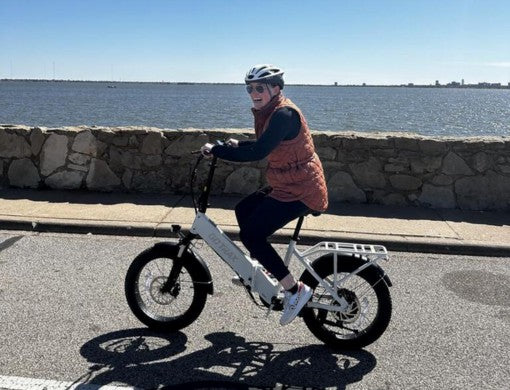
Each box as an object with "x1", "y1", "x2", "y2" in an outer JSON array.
[{"x1": 2, "y1": 218, "x2": 510, "y2": 257}]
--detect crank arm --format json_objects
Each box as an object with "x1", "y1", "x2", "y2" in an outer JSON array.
[{"x1": 306, "y1": 301, "x2": 345, "y2": 312}]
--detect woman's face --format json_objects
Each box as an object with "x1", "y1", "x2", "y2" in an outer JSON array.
[{"x1": 246, "y1": 82, "x2": 279, "y2": 110}]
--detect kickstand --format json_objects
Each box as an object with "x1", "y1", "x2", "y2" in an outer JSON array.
[{"x1": 265, "y1": 302, "x2": 274, "y2": 318}]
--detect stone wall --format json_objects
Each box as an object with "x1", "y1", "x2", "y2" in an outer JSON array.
[{"x1": 1, "y1": 124, "x2": 510, "y2": 211}]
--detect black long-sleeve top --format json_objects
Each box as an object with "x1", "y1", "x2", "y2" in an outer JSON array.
[{"x1": 211, "y1": 107, "x2": 300, "y2": 162}]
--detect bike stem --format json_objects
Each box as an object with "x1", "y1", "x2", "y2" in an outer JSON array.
[{"x1": 198, "y1": 155, "x2": 218, "y2": 213}]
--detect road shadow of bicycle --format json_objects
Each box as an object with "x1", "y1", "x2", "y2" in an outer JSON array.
[{"x1": 78, "y1": 328, "x2": 377, "y2": 389}]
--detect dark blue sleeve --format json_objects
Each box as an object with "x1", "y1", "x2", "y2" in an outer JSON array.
[{"x1": 211, "y1": 107, "x2": 300, "y2": 162}]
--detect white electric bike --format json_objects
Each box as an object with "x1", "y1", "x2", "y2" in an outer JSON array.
[{"x1": 125, "y1": 149, "x2": 393, "y2": 349}]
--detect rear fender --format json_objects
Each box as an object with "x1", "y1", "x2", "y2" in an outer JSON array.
[{"x1": 152, "y1": 242, "x2": 214, "y2": 294}]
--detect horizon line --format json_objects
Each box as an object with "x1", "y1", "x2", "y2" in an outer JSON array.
[{"x1": 2, "y1": 78, "x2": 509, "y2": 88}]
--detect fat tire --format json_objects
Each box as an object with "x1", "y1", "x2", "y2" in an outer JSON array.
[
  {"x1": 125, "y1": 246, "x2": 208, "y2": 332},
  {"x1": 301, "y1": 254, "x2": 392, "y2": 349}
]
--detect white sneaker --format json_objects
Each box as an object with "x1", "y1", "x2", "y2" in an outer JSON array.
[{"x1": 280, "y1": 282, "x2": 313, "y2": 326}]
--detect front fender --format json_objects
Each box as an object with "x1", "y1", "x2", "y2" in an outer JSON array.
[{"x1": 152, "y1": 242, "x2": 214, "y2": 294}]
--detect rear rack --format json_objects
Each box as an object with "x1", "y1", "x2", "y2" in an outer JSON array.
[{"x1": 300, "y1": 241, "x2": 388, "y2": 260}]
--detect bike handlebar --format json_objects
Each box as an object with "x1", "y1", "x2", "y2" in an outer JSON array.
[{"x1": 190, "y1": 140, "x2": 226, "y2": 214}]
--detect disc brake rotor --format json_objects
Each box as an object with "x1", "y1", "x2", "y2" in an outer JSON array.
[
  {"x1": 148, "y1": 276, "x2": 176, "y2": 305},
  {"x1": 335, "y1": 288, "x2": 361, "y2": 324}
]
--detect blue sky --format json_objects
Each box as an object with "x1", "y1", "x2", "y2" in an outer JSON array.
[{"x1": 1, "y1": 0, "x2": 509, "y2": 85}]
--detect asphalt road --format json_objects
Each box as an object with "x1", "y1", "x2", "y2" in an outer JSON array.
[{"x1": 0, "y1": 231, "x2": 509, "y2": 390}]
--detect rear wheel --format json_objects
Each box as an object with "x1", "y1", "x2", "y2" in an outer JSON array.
[
  {"x1": 301, "y1": 255, "x2": 392, "y2": 349},
  {"x1": 125, "y1": 247, "x2": 208, "y2": 332}
]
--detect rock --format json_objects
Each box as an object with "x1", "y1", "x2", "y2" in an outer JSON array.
[
  {"x1": 95, "y1": 128, "x2": 115, "y2": 144},
  {"x1": 0, "y1": 130, "x2": 32, "y2": 158},
  {"x1": 389, "y1": 174, "x2": 422, "y2": 191},
  {"x1": 224, "y1": 167, "x2": 261, "y2": 194},
  {"x1": 7, "y1": 158, "x2": 40, "y2": 188},
  {"x1": 410, "y1": 156, "x2": 442, "y2": 174},
  {"x1": 45, "y1": 171, "x2": 84, "y2": 189},
  {"x1": 30, "y1": 127, "x2": 45, "y2": 156},
  {"x1": 165, "y1": 162, "x2": 200, "y2": 192},
  {"x1": 72, "y1": 130, "x2": 103, "y2": 157},
  {"x1": 381, "y1": 193, "x2": 408, "y2": 206},
  {"x1": 40, "y1": 134, "x2": 68, "y2": 176},
  {"x1": 68, "y1": 152, "x2": 91, "y2": 166},
  {"x1": 143, "y1": 155, "x2": 162, "y2": 167},
  {"x1": 408, "y1": 193, "x2": 419, "y2": 202},
  {"x1": 419, "y1": 139, "x2": 449, "y2": 155},
  {"x1": 394, "y1": 137, "x2": 420, "y2": 151},
  {"x1": 328, "y1": 172, "x2": 366, "y2": 203},
  {"x1": 68, "y1": 164, "x2": 88, "y2": 172},
  {"x1": 316, "y1": 146, "x2": 337, "y2": 161},
  {"x1": 455, "y1": 171, "x2": 510, "y2": 210},
  {"x1": 111, "y1": 135, "x2": 130, "y2": 147},
  {"x1": 350, "y1": 157, "x2": 386, "y2": 189},
  {"x1": 441, "y1": 152, "x2": 474, "y2": 176},
  {"x1": 109, "y1": 147, "x2": 142, "y2": 170},
  {"x1": 498, "y1": 164, "x2": 510, "y2": 174},
  {"x1": 472, "y1": 152, "x2": 491, "y2": 173},
  {"x1": 140, "y1": 132, "x2": 163, "y2": 154},
  {"x1": 131, "y1": 170, "x2": 168, "y2": 192},
  {"x1": 122, "y1": 170, "x2": 133, "y2": 189},
  {"x1": 129, "y1": 135, "x2": 139, "y2": 147},
  {"x1": 343, "y1": 137, "x2": 369, "y2": 150},
  {"x1": 418, "y1": 184, "x2": 456, "y2": 208},
  {"x1": 165, "y1": 134, "x2": 209, "y2": 157},
  {"x1": 384, "y1": 163, "x2": 408, "y2": 173},
  {"x1": 430, "y1": 174, "x2": 454, "y2": 186},
  {"x1": 86, "y1": 159, "x2": 121, "y2": 191}
]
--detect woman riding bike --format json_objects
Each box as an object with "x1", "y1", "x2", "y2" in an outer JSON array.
[{"x1": 201, "y1": 64, "x2": 328, "y2": 326}]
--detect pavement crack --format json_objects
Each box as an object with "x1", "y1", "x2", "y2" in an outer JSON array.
[
  {"x1": 0, "y1": 235, "x2": 23, "y2": 253},
  {"x1": 432, "y1": 209, "x2": 461, "y2": 240},
  {"x1": 155, "y1": 194, "x2": 188, "y2": 231}
]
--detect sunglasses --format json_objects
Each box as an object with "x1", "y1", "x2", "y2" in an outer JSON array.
[{"x1": 246, "y1": 85, "x2": 266, "y2": 94}]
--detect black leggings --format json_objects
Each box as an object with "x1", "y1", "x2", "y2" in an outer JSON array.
[{"x1": 235, "y1": 189, "x2": 310, "y2": 281}]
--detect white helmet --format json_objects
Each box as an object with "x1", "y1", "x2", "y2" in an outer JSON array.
[{"x1": 245, "y1": 64, "x2": 284, "y2": 88}]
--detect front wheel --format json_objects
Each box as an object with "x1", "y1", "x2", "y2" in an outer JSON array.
[
  {"x1": 125, "y1": 246, "x2": 209, "y2": 332},
  {"x1": 301, "y1": 254, "x2": 392, "y2": 349}
]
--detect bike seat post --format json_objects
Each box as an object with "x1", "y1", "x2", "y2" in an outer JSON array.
[{"x1": 292, "y1": 216, "x2": 305, "y2": 242}]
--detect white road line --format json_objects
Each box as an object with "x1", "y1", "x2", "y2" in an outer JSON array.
[{"x1": 0, "y1": 375, "x2": 140, "y2": 390}]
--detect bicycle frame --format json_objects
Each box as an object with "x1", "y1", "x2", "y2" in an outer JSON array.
[
  {"x1": 190, "y1": 210, "x2": 389, "y2": 312},
  {"x1": 188, "y1": 154, "x2": 389, "y2": 313}
]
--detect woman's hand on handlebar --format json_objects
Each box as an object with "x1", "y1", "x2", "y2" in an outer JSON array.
[
  {"x1": 225, "y1": 138, "x2": 239, "y2": 147},
  {"x1": 200, "y1": 143, "x2": 215, "y2": 159}
]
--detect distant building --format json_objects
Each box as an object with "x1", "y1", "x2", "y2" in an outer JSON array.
[
  {"x1": 435, "y1": 80, "x2": 440, "y2": 86},
  {"x1": 461, "y1": 79, "x2": 465, "y2": 86},
  {"x1": 362, "y1": 83, "x2": 366, "y2": 86},
  {"x1": 408, "y1": 83, "x2": 414, "y2": 87},
  {"x1": 334, "y1": 82, "x2": 338, "y2": 86}
]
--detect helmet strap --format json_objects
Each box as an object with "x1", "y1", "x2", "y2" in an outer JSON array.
[
  {"x1": 266, "y1": 84, "x2": 280, "y2": 100},
  {"x1": 266, "y1": 84, "x2": 274, "y2": 100}
]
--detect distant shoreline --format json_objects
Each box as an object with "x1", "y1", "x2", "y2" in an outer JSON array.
[{"x1": 2, "y1": 78, "x2": 510, "y2": 90}]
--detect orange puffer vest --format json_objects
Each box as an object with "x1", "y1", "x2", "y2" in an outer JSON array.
[{"x1": 252, "y1": 94, "x2": 328, "y2": 212}]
